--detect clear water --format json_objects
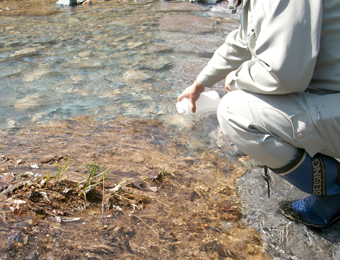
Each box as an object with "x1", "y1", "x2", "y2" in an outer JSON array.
[
  {"x1": 1, "y1": 1, "x2": 340, "y2": 259},
  {"x1": 0, "y1": 0, "x2": 239, "y2": 131}
]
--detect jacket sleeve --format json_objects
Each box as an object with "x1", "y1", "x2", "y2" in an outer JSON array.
[
  {"x1": 199, "y1": 1, "x2": 323, "y2": 94},
  {"x1": 196, "y1": 26, "x2": 251, "y2": 88}
]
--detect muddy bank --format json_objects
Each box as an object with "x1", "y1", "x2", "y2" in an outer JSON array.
[{"x1": 0, "y1": 117, "x2": 270, "y2": 259}]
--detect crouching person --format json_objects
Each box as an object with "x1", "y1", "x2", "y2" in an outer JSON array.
[
  {"x1": 217, "y1": 90, "x2": 340, "y2": 227},
  {"x1": 178, "y1": 0, "x2": 340, "y2": 227}
]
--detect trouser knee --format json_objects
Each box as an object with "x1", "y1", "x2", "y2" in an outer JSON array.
[{"x1": 217, "y1": 91, "x2": 299, "y2": 168}]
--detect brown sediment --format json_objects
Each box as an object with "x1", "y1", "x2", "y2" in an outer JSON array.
[
  {"x1": 0, "y1": 0, "x2": 60, "y2": 16},
  {"x1": 0, "y1": 116, "x2": 270, "y2": 259}
]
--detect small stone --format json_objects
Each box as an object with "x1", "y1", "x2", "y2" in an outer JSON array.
[
  {"x1": 29, "y1": 164, "x2": 40, "y2": 169},
  {"x1": 16, "y1": 159, "x2": 24, "y2": 165},
  {"x1": 23, "y1": 235, "x2": 28, "y2": 245},
  {"x1": 217, "y1": 201, "x2": 233, "y2": 212},
  {"x1": 1, "y1": 172, "x2": 14, "y2": 183},
  {"x1": 10, "y1": 47, "x2": 39, "y2": 58},
  {"x1": 39, "y1": 155, "x2": 59, "y2": 164}
]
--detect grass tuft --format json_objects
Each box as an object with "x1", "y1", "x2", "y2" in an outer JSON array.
[{"x1": 54, "y1": 155, "x2": 71, "y2": 182}]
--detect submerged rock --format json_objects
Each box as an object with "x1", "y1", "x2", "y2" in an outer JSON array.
[
  {"x1": 159, "y1": 14, "x2": 216, "y2": 33},
  {"x1": 151, "y1": 2, "x2": 206, "y2": 12}
]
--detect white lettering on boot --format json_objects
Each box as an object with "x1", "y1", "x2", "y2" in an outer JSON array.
[{"x1": 312, "y1": 156, "x2": 326, "y2": 196}]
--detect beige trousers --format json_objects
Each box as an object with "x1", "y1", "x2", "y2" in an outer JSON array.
[{"x1": 217, "y1": 90, "x2": 340, "y2": 168}]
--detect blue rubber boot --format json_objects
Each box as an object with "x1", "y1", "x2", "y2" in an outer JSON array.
[
  {"x1": 272, "y1": 150, "x2": 340, "y2": 227},
  {"x1": 278, "y1": 194, "x2": 340, "y2": 227},
  {"x1": 272, "y1": 150, "x2": 340, "y2": 196}
]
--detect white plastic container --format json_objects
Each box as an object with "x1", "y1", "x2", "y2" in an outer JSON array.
[{"x1": 176, "y1": 91, "x2": 221, "y2": 115}]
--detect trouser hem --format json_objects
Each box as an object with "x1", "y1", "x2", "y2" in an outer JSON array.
[{"x1": 270, "y1": 149, "x2": 306, "y2": 175}]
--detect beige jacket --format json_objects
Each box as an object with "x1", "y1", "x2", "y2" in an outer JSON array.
[{"x1": 197, "y1": 0, "x2": 340, "y2": 94}]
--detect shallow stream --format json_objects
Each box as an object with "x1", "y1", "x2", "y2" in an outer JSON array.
[{"x1": 1, "y1": 1, "x2": 340, "y2": 259}]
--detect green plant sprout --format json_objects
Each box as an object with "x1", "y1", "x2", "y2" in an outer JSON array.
[
  {"x1": 54, "y1": 155, "x2": 71, "y2": 182},
  {"x1": 46, "y1": 171, "x2": 50, "y2": 183},
  {"x1": 81, "y1": 165, "x2": 109, "y2": 195}
]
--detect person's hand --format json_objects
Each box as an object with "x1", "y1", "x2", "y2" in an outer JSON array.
[
  {"x1": 225, "y1": 84, "x2": 231, "y2": 93},
  {"x1": 177, "y1": 81, "x2": 205, "y2": 113},
  {"x1": 225, "y1": 73, "x2": 232, "y2": 92}
]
